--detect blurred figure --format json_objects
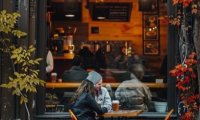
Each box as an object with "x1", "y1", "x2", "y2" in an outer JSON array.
[
  {"x1": 78, "y1": 46, "x2": 93, "y2": 57},
  {"x1": 160, "y1": 55, "x2": 167, "y2": 83},
  {"x1": 70, "y1": 80, "x2": 108, "y2": 120},
  {"x1": 78, "y1": 46, "x2": 96, "y2": 70},
  {"x1": 127, "y1": 54, "x2": 143, "y2": 70},
  {"x1": 157, "y1": 54, "x2": 168, "y2": 100},
  {"x1": 62, "y1": 55, "x2": 88, "y2": 82},
  {"x1": 115, "y1": 63, "x2": 152, "y2": 111},
  {"x1": 87, "y1": 71, "x2": 112, "y2": 112},
  {"x1": 95, "y1": 46, "x2": 107, "y2": 70},
  {"x1": 113, "y1": 47, "x2": 128, "y2": 69},
  {"x1": 46, "y1": 50, "x2": 54, "y2": 73}
]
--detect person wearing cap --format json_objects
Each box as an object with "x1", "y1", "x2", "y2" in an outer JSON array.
[
  {"x1": 70, "y1": 73, "x2": 108, "y2": 120},
  {"x1": 86, "y1": 71, "x2": 112, "y2": 112}
]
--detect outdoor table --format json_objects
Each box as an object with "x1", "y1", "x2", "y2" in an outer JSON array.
[{"x1": 98, "y1": 110, "x2": 143, "y2": 120}]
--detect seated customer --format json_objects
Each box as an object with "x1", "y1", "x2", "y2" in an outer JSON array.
[
  {"x1": 70, "y1": 78, "x2": 108, "y2": 120},
  {"x1": 62, "y1": 55, "x2": 88, "y2": 82},
  {"x1": 87, "y1": 71, "x2": 112, "y2": 112},
  {"x1": 115, "y1": 64, "x2": 152, "y2": 111}
]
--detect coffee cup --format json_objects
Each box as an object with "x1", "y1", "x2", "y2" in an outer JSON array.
[
  {"x1": 51, "y1": 73, "x2": 57, "y2": 82},
  {"x1": 112, "y1": 100, "x2": 119, "y2": 111}
]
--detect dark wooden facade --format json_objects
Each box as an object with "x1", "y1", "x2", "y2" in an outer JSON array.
[{"x1": 0, "y1": 0, "x2": 47, "y2": 119}]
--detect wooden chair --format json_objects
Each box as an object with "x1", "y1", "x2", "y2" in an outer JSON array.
[
  {"x1": 69, "y1": 109, "x2": 78, "y2": 120},
  {"x1": 164, "y1": 109, "x2": 174, "y2": 120}
]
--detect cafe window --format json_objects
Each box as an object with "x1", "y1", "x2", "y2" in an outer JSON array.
[
  {"x1": 45, "y1": 40, "x2": 169, "y2": 113},
  {"x1": 42, "y1": 0, "x2": 174, "y2": 117}
]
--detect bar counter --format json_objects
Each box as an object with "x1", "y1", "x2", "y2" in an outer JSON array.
[{"x1": 46, "y1": 82, "x2": 167, "y2": 89}]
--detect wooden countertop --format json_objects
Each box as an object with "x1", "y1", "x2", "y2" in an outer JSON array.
[
  {"x1": 46, "y1": 82, "x2": 167, "y2": 89},
  {"x1": 99, "y1": 110, "x2": 143, "y2": 118},
  {"x1": 53, "y1": 56, "x2": 73, "y2": 60}
]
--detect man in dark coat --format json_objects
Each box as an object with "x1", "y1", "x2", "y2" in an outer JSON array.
[{"x1": 62, "y1": 55, "x2": 88, "y2": 82}]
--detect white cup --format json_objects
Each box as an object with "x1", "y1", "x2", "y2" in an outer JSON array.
[
  {"x1": 51, "y1": 73, "x2": 57, "y2": 82},
  {"x1": 156, "y1": 78, "x2": 163, "y2": 83}
]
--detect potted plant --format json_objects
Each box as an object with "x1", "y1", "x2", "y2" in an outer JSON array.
[{"x1": 0, "y1": 10, "x2": 45, "y2": 120}]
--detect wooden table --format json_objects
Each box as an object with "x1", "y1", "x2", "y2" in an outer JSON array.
[
  {"x1": 46, "y1": 82, "x2": 167, "y2": 89},
  {"x1": 98, "y1": 110, "x2": 143, "y2": 119}
]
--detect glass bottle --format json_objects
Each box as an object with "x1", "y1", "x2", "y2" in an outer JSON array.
[{"x1": 106, "y1": 41, "x2": 111, "y2": 53}]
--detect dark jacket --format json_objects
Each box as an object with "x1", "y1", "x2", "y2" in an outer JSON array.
[
  {"x1": 62, "y1": 66, "x2": 88, "y2": 82},
  {"x1": 72, "y1": 92, "x2": 108, "y2": 120}
]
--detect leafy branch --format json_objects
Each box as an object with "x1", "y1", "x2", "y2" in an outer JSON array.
[{"x1": 0, "y1": 10, "x2": 45, "y2": 119}]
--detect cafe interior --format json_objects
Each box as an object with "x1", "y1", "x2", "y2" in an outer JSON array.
[
  {"x1": 46, "y1": 0, "x2": 170, "y2": 116},
  {"x1": 0, "y1": 0, "x2": 199, "y2": 120}
]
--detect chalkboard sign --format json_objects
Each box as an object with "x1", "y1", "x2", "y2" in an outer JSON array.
[{"x1": 89, "y1": 2, "x2": 132, "y2": 22}]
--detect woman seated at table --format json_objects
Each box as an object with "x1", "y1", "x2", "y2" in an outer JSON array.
[
  {"x1": 87, "y1": 71, "x2": 112, "y2": 111},
  {"x1": 115, "y1": 63, "x2": 152, "y2": 111},
  {"x1": 70, "y1": 71, "x2": 109, "y2": 120}
]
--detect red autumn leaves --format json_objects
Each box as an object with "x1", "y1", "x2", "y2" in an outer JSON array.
[
  {"x1": 159, "y1": 0, "x2": 198, "y2": 25},
  {"x1": 169, "y1": 52, "x2": 199, "y2": 120}
]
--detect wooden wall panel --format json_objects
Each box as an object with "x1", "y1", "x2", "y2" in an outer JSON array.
[
  {"x1": 82, "y1": 0, "x2": 168, "y2": 56},
  {"x1": 51, "y1": 0, "x2": 168, "y2": 72},
  {"x1": 82, "y1": 0, "x2": 168, "y2": 72}
]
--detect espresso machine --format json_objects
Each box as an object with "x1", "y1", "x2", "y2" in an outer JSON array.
[{"x1": 63, "y1": 26, "x2": 77, "y2": 59}]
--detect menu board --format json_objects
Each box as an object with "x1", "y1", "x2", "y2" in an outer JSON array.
[{"x1": 89, "y1": 2, "x2": 133, "y2": 22}]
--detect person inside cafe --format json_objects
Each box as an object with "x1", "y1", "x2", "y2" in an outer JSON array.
[
  {"x1": 113, "y1": 46, "x2": 129, "y2": 69},
  {"x1": 157, "y1": 54, "x2": 168, "y2": 100},
  {"x1": 86, "y1": 71, "x2": 112, "y2": 112},
  {"x1": 95, "y1": 46, "x2": 107, "y2": 70},
  {"x1": 62, "y1": 55, "x2": 88, "y2": 82},
  {"x1": 46, "y1": 49, "x2": 54, "y2": 81},
  {"x1": 78, "y1": 46, "x2": 96, "y2": 70},
  {"x1": 70, "y1": 74, "x2": 109, "y2": 120},
  {"x1": 46, "y1": 50, "x2": 54, "y2": 73},
  {"x1": 115, "y1": 63, "x2": 152, "y2": 111}
]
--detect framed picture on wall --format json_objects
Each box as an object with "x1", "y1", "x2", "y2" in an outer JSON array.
[
  {"x1": 143, "y1": 15, "x2": 158, "y2": 28},
  {"x1": 143, "y1": 14, "x2": 158, "y2": 40},
  {"x1": 143, "y1": 41, "x2": 159, "y2": 55},
  {"x1": 143, "y1": 27, "x2": 158, "y2": 40}
]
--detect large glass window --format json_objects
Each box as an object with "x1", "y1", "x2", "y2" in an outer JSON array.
[{"x1": 42, "y1": 0, "x2": 173, "y2": 117}]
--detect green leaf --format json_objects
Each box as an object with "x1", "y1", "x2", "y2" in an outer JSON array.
[
  {"x1": 0, "y1": 10, "x2": 45, "y2": 106},
  {"x1": 20, "y1": 96, "x2": 28, "y2": 104}
]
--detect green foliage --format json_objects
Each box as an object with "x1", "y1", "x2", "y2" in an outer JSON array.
[
  {"x1": 0, "y1": 10, "x2": 45, "y2": 104},
  {"x1": 0, "y1": 10, "x2": 26, "y2": 36}
]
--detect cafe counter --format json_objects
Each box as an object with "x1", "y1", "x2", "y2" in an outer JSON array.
[{"x1": 46, "y1": 82, "x2": 167, "y2": 89}]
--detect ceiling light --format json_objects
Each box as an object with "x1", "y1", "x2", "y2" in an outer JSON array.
[
  {"x1": 65, "y1": 14, "x2": 75, "y2": 17},
  {"x1": 97, "y1": 16, "x2": 105, "y2": 20}
]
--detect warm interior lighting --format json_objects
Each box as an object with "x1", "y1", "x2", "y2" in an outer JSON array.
[
  {"x1": 65, "y1": 14, "x2": 75, "y2": 17},
  {"x1": 96, "y1": 0, "x2": 104, "y2": 3},
  {"x1": 97, "y1": 16, "x2": 105, "y2": 20}
]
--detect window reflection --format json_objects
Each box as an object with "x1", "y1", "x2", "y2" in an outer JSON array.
[{"x1": 45, "y1": 41, "x2": 168, "y2": 113}]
